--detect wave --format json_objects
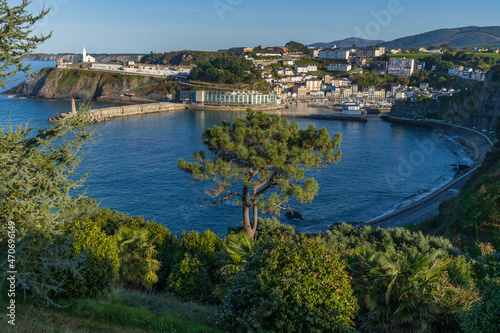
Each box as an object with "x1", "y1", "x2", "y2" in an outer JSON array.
[{"x1": 366, "y1": 175, "x2": 454, "y2": 223}]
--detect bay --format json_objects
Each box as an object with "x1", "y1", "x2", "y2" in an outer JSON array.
[{"x1": 0, "y1": 61, "x2": 472, "y2": 235}]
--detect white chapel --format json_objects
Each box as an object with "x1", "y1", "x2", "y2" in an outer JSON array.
[{"x1": 82, "y1": 47, "x2": 95, "y2": 63}]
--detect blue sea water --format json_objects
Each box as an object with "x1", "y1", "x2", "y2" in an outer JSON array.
[{"x1": 0, "y1": 62, "x2": 473, "y2": 235}]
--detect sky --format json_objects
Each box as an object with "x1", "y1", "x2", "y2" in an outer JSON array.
[{"x1": 15, "y1": 0, "x2": 500, "y2": 54}]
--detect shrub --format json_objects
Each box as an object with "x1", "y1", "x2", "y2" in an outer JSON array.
[
  {"x1": 324, "y1": 224, "x2": 456, "y2": 255},
  {"x1": 60, "y1": 220, "x2": 119, "y2": 298},
  {"x1": 179, "y1": 230, "x2": 224, "y2": 282},
  {"x1": 460, "y1": 282, "x2": 500, "y2": 333},
  {"x1": 217, "y1": 235, "x2": 358, "y2": 332},
  {"x1": 255, "y1": 217, "x2": 298, "y2": 241},
  {"x1": 168, "y1": 253, "x2": 212, "y2": 301},
  {"x1": 114, "y1": 227, "x2": 161, "y2": 290}
]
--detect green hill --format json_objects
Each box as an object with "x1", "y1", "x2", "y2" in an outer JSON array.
[{"x1": 381, "y1": 26, "x2": 500, "y2": 49}]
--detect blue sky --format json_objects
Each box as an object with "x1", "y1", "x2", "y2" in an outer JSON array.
[{"x1": 18, "y1": 0, "x2": 500, "y2": 53}]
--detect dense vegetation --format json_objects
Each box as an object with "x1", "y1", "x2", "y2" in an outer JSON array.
[
  {"x1": 140, "y1": 50, "x2": 221, "y2": 66},
  {"x1": 189, "y1": 54, "x2": 261, "y2": 85},
  {"x1": 1, "y1": 106, "x2": 498, "y2": 331}
]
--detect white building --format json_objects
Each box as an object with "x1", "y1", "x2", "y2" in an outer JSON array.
[
  {"x1": 82, "y1": 47, "x2": 95, "y2": 63},
  {"x1": 330, "y1": 78, "x2": 351, "y2": 87},
  {"x1": 194, "y1": 90, "x2": 277, "y2": 106},
  {"x1": 387, "y1": 57, "x2": 415, "y2": 77},
  {"x1": 275, "y1": 68, "x2": 294, "y2": 76},
  {"x1": 342, "y1": 103, "x2": 362, "y2": 115},
  {"x1": 318, "y1": 49, "x2": 350, "y2": 60},
  {"x1": 327, "y1": 64, "x2": 352, "y2": 72},
  {"x1": 295, "y1": 64, "x2": 318, "y2": 73}
]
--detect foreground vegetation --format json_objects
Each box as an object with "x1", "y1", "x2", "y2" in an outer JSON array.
[{"x1": 1, "y1": 109, "x2": 499, "y2": 332}]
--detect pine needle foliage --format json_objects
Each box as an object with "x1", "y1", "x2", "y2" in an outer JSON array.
[
  {"x1": 0, "y1": 111, "x2": 98, "y2": 306},
  {"x1": 0, "y1": 0, "x2": 52, "y2": 88},
  {"x1": 178, "y1": 110, "x2": 342, "y2": 238}
]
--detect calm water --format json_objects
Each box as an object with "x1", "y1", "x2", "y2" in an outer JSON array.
[{"x1": 0, "y1": 62, "x2": 473, "y2": 235}]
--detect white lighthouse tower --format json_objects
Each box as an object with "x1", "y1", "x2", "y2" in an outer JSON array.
[{"x1": 82, "y1": 47, "x2": 95, "y2": 63}]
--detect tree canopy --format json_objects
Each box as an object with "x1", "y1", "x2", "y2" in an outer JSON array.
[
  {"x1": 189, "y1": 54, "x2": 261, "y2": 85},
  {"x1": 178, "y1": 111, "x2": 342, "y2": 238},
  {"x1": 0, "y1": 0, "x2": 51, "y2": 88}
]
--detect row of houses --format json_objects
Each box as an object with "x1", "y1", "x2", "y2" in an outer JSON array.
[
  {"x1": 389, "y1": 84, "x2": 457, "y2": 101},
  {"x1": 448, "y1": 66, "x2": 487, "y2": 81}
]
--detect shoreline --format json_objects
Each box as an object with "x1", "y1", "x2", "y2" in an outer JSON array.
[{"x1": 365, "y1": 115, "x2": 495, "y2": 226}]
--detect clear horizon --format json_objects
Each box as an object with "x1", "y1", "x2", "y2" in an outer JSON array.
[{"x1": 17, "y1": 0, "x2": 500, "y2": 53}]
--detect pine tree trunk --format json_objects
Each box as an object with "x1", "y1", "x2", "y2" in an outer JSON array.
[
  {"x1": 243, "y1": 206, "x2": 255, "y2": 238},
  {"x1": 253, "y1": 206, "x2": 258, "y2": 236}
]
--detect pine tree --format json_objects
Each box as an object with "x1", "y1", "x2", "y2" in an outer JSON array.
[
  {"x1": 0, "y1": 113, "x2": 98, "y2": 305},
  {"x1": 0, "y1": 0, "x2": 51, "y2": 88},
  {"x1": 178, "y1": 110, "x2": 342, "y2": 238}
]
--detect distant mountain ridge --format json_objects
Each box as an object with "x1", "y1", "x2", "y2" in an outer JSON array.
[
  {"x1": 308, "y1": 26, "x2": 500, "y2": 50},
  {"x1": 380, "y1": 26, "x2": 500, "y2": 49},
  {"x1": 307, "y1": 37, "x2": 385, "y2": 48}
]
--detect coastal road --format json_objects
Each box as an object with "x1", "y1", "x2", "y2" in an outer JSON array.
[
  {"x1": 368, "y1": 117, "x2": 495, "y2": 229},
  {"x1": 371, "y1": 175, "x2": 469, "y2": 228}
]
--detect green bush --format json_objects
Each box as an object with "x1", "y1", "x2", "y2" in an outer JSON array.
[
  {"x1": 460, "y1": 282, "x2": 500, "y2": 333},
  {"x1": 60, "y1": 220, "x2": 119, "y2": 298},
  {"x1": 168, "y1": 253, "x2": 212, "y2": 301},
  {"x1": 178, "y1": 230, "x2": 224, "y2": 284},
  {"x1": 325, "y1": 224, "x2": 456, "y2": 255},
  {"x1": 255, "y1": 217, "x2": 298, "y2": 241},
  {"x1": 217, "y1": 235, "x2": 358, "y2": 332}
]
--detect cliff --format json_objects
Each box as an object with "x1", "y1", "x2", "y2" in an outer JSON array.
[
  {"x1": 390, "y1": 66, "x2": 500, "y2": 131},
  {"x1": 3, "y1": 68, "x2": 166, "y2": 101}
]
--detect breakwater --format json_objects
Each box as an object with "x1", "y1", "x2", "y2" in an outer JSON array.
[{"x1": 48, "y1": 102, "x2": 188, "y2": 123}]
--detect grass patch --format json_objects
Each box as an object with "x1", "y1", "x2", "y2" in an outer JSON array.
[{"x1": 0, "y1": 289, "x2": 221, "y2": 333}]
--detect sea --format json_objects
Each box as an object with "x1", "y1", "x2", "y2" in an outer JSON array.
[{"x1": 0, "y1": 61, "x2": 473, "y2": 235}]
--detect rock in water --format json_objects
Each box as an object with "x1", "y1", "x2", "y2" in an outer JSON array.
[{"x1": 285, "y1": 210, "x2": 303, "y2": 220}]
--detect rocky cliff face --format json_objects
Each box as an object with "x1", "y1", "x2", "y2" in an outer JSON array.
[
  {"x1": 3, "y1": 68, "x2": 157, "y2": 101},
  {"x1": 391, "y1": 66, "x2": 500, "y2": 131}
]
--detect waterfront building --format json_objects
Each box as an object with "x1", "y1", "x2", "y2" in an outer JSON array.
[
  {"x1": 342, "y1": 103, "x2": 362, "y2": 115},
  {"x1": 189, "y1": 90, "x2": 277, "y2": 106}
]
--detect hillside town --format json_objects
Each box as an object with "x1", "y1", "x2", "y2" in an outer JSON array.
[{"x1": 57, "y1": 44, "x2": 495, "y2": 111}]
